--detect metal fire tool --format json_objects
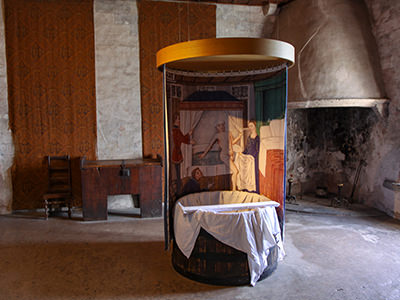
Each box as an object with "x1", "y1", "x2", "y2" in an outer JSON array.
[
  {"x1": 286, "y1": 178, "x2": 297, "y2": 204},
  {"x1": 350, "y1": 159, "x2": 366, "y2": 204},
  {"x1": 331, "y1": 183, "x2": 349, "y2": 208}
]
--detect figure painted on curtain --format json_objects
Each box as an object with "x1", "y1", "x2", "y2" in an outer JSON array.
[
  {"x1": 243, "y1": 121, "x2": 260, "y2": 193},
  {"x1": 199, "y1": 120, "x2": 239, "y2": 190},
  {"x1": 181, "y1": 168, "x2": 201, "y2": 196},
  {"x1": 172, "y1": 113, "x2": 194, "y2": 195}
]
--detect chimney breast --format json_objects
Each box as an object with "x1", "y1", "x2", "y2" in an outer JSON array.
[{"x1": 275, "y1": 0, "x2": 387, "y2": 109}]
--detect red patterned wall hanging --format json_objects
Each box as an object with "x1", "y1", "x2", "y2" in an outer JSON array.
[
  {"x1": 4, "y1": 0, "x2": 97, "y2": 210},
  {"x1": 138, "y1": 0, "x2": 216, "y2": 158}
]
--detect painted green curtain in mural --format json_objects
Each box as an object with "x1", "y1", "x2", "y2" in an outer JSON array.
[{"x1": 255, "y1": 71, "x2": 287, "y2": 134}]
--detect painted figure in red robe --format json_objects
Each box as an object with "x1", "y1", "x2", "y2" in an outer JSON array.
[{"x1": 172, "y1": 113, "x2": 194, "y2": 195}]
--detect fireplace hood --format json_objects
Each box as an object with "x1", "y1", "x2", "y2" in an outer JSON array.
[{"x1": 274, "y1": 0, "x2": 388, "y2": 114}]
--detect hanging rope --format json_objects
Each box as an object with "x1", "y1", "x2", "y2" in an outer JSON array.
[{"x1": 187, "y1": 1, "x2": 190, "y2": 41}]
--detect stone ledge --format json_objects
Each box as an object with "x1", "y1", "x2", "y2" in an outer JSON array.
[
  {"x1": 383, "y1": 179, "x2": 400, "y2": 192},
  {"x1": 288, "y1": 98, "x2": 389, "y2": 116}
]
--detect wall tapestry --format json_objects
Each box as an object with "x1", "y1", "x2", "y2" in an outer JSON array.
[{"x1": 4, "y1": 0, "x2": 97, "y2": 210}]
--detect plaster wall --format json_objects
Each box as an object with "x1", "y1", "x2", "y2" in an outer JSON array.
[
  {"x1": 276, "y1": 0, "x2": 385, "y2": 102},
  {"x1": 275, "y1": 0, "x2": 384, "y2": 102},
  {"x1": 0, "y1": 1, "x2": 14, "y2": 214},
  {"x1": 216, "y1": 4, "x2": 274, "y2": 38},
  {"x1": 94, "y1": 0, "x2": 142, "y2": 160}
]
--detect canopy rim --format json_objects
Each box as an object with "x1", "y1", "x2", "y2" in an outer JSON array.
[{"x1": 156, "y1": 37, "x2": 295, "y2": 73}]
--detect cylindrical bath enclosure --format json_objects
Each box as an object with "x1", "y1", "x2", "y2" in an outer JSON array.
[{"x1": 156, "y1": 38, "x2": 295, "y2": 286}]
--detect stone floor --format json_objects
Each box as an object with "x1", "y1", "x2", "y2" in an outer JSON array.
[
  {"x1": 286, "y1": 194, "x2": 387, "y2": 217},
  {"x1": 1, "y1": 201, "x2": 400, "y2": 300}
]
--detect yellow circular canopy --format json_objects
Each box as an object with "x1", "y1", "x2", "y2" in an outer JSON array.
[{"x1": 156, "y1": 38, "x2": 295, "y2": 73}]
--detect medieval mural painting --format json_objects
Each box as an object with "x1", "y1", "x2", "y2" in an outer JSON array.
[{"x1": 167, "y1": 70, "x2": 287, "y2": 228}]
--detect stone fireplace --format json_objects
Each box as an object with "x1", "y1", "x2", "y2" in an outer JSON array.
[
  {"x1": 272, "y1": 0, "x2": 399, "y2": 216},
  {"x1": 286, "y1": 107, "x2": 379, "y2": 202}
]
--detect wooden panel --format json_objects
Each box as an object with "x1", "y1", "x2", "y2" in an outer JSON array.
[
  {"x1": 81, "y1": 168, "x2": 107, "y2": 221},
  {"x1": 140, "y1": 165, "x2": 162, "y2": 217},
  {"x1": 81, "y1": 159, "x2": 162, "y2": 220},
  {"x1": 98, "y1": 168, "x2": 140, "y2": 195}
]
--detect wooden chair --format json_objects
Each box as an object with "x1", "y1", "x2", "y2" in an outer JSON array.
[{"x1": 43, "y1": 155, "x2": 72, "y2": 219}]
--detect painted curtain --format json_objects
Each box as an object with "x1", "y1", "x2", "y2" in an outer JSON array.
[{"x1": 4, "y1": 0, "x2": 97, "y2": 210}]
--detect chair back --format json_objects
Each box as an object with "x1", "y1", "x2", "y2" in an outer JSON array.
[{"x1": 47, "y1": 155, "x2": 72, "y2": 194}]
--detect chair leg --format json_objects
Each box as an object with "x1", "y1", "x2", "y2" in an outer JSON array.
[
  {"x1": 68, "y1": 200, "x2": 72, "y2": 219},
  {"x1": 44, "y1": 199, "x2": 49, "y2": 220}
]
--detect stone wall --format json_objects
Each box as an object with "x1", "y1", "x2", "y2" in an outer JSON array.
[
  {"x1": 93, "y1": 0, "x2": 142, "y2": 209},
  {"x1": 94, "y1": 0, "x2": 142, "y2": 160},
  {"x1": 0, "y1": 1, "x2": 14, "y2": 214},
  {"x1": 361, "y1": 0, "x2": 400, "y2": 218}
]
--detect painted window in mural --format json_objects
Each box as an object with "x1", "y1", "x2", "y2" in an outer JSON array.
[{"x1": 167, "y1": 70, "x2": 287, "y2": 227}]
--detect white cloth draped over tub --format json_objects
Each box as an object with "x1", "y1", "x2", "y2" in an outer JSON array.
[{"x1": 174, "y1": 191, "x2": 285, "y2": 286}]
